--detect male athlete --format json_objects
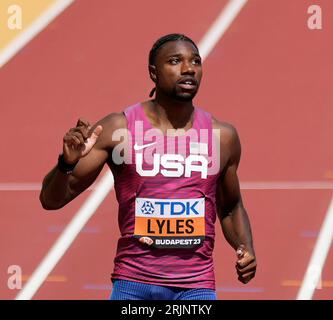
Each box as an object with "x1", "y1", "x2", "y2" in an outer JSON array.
[{"x1": 40, "y1": 34, "x2": 256, "y2": 300}]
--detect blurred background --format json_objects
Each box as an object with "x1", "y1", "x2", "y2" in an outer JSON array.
[{"x1": 1, "y1": 0, "x2": 332, "y2": 300}]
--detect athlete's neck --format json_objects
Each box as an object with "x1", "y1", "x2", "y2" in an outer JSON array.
[{"x1": 148, "y1": 96, "x2": 194, "y2": 130}]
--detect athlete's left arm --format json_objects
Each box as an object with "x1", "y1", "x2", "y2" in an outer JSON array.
[{"x1": 214, "y1": 120, "x2": 257, "y2": 284}]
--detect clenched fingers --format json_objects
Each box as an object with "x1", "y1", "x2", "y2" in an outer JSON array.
[
  {"x1": 76, "y1": 118, "x2": 90, "y2": 128},
  {"x1": 237, "y1": 251, "x2": 256, "y2": 269},
  {"x1": 236, "y1": 264, "x2": 256, "y2": 277},
  {"x1": 238, "y1": 273, "x2": 255, "y2": 284},
  {"x1": 236, "y1": 251, "x2": 257, "y2": 284},
  {"x1": 63, "y1": 134, "x2": 82, "y2": 149},
  {"x1": 63, "y1": 131, "x2": 85, "y2": 147},
  {"x1": 75, "y1": 119, "x2": 91, "y2": 139},
  {"x1": 63, "y1": 124, "x2": 90, "y2": 146}
]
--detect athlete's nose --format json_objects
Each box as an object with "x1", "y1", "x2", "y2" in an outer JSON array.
[{"x1": 181, "y1": 60, "x2": 195, "y2": 75}]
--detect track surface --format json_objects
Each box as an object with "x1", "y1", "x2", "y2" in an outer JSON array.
[{"x1": 0, "y1": 0, "x2": 332, "y2": 299}]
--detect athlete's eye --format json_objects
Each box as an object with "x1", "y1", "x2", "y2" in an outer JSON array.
[
  {"x1": 193, "y1": 58, "x2": 202, "y2": 65},
  {"x1": 168, "y1": 58, "x2": 180, "y2": 65}
]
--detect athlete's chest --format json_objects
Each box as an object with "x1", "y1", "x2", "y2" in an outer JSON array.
[{"x1": 128, "y1": 124, "x2": 219, "y2": 179}]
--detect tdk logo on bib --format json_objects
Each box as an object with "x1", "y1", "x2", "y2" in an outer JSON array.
[
  {"x1": 137, "y1": 198, "x2": 204, "y2": 217},
  {"x1": 134, "y1": 197, "x2": 205, "y2": 249},
  {"x1": 153, "y1": 201, "x2": 201, "y2": 216}
]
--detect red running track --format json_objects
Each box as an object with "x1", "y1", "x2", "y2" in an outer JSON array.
[{"x1": 0, "y1": 0, "x2": 332, "y2": 299}]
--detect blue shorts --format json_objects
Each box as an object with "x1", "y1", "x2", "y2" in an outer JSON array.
[{"x1": 110, "y1": 279, "x2": 216, "y2": 300}]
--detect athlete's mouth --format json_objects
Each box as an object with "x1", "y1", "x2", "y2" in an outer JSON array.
[{"x1": 177, "y1": 77, "x2": 198, "y2": 90}]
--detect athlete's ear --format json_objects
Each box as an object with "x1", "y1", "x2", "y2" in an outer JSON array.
[{"x1": 149, "y1": 65, "x2": 157, "y2": 83}]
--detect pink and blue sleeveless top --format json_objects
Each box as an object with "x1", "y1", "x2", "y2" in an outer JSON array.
[{"x1": 111, "y1": 103, "x2": 220, "y2": 289}]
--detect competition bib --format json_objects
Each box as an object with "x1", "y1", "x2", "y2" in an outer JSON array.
[{"x1": 133, "y1": 197, "x2": 205, "y2": 249}]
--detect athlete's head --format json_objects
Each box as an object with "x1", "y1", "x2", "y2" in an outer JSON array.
[{"x1": 148, "y1": 34, "x2": 202, "y2": 102}]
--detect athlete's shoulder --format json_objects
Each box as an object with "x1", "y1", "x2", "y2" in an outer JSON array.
[
  {"x1": 212, "y1": 116, "x2": 241, "y2": 163},
  {"x1": 98, "y1": 112, "x2": 127, "y2": 129},
  {"x1": 212, "y1": 117, "x2": 239, "y2": 142},
  {"x1": 93, "y1": 112, "x2": 127, "y2": 149}
]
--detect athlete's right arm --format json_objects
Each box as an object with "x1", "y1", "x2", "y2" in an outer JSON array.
[{"x1": 39, "y1": 113, "x2": 126, "y2": 210}]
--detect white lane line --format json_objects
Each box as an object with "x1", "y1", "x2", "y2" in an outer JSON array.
[
  {"x1": 0, "y1": 0, "x2": 75, "y2": 68},
  {"x1": 0, "y1": 183, "x2": 95, "y2": 191},
  {"x1": 240, "y1": 181, "x2": 333, "y2": 190},
  {"x1": 15, "y1": 0, "x2": 248, "y2": 300},
  {"x1": 199, "y1": 0, "x2": 247, "y2": 60},
  {"x1": 15, "y1": 171, "x2": 114, "y2": 300},
  {"x1": 297, "y1": 197, "x2": 333, "y2": 300},
  {"x1": 2, "y1": 181, "x2": 333, "y2": 191},
  {"x1": 0, "y1": 183, "x2": 41, "y2": 191}
]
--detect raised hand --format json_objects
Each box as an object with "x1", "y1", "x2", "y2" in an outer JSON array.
[{"x1": 63, "y1": 118, "x2": 103, "y2": 164}]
